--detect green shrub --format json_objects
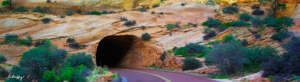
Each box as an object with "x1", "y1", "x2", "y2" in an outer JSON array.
[
  {"x1": 239, "y1": 13, "x2": 252, "y2": 21},
  {"x1": 203, "y1": 30, "x2": 216, "y2": 40},
  {"x1": 241, "y1": 39, "x2": 248, "y2": 46},
  {"x1": 230, "y1": 20, "x2": 250, "y2": 27},
  {"x1": 151, "y1": 11, "x2": 155, "y2": 14},
  {"x1": 246, "y1": 45, "x2": 278, "y2": 64},
  {"x1": 41, "y1": 18, "x2": 51, "y2": 24},
  {"x1": 202, "y1": 17, "x2": 222, "y2": 28},
  {"x1": 167, "y1": 24, "x2": 174, "y2": 30},
  {"x1": 0, "y1": 56, "x2": 6, "y2": 64},
  {"x1": 18, "y1": 39, "x2": 31, "y2": 46},
  {"x1": 205, "y1": 40, "x2": 249, "y2": 74},
  {"x1": 2, "y1": 1, "x2": 10, "y2": 6},
  {"x1": 101, "y1": 10, "x2": 108, "y2": 14},
  {"x1": 141, "y1": 26, "x2": 146, "y2": 30},
  {"x1": 13, "y1": 6, "x2": 28, "y2": 12},
  {"x1": 185, "y1": 43, "x2": 207, "y2": 54},
  {"x1": 4, "y1": 34, "x2": 18, "y2": 42},
  {"x1": 66, "y1": 38, "x2": 76, "y2": 43},
  {"x1": 251, "y1": 17, "x2": 263, "y2": 27},
  {"x1": 124, "y1": 20, "x2": 136, "y2": 26},
  {"x1": 46, "y1": 0, "x2": 51, "y2": 3},
  {"x1": 67, "y1": 10, "x2": 74, "y2": 16},
  {"x1": 252, "y1": 9, "x2": 264, "y2": 15},
  {"x1": 222, "y1": 6, "x2": 239, "y2": 14},
  {"x1": 87, "y1": 11, "x2": 101, "y2": 15},
  {"x1": 222, "y1": 34, "x2": 236, "y2": 43},
  {"x1": 33, "y1": 6, "x2": 50, "y2": 13},
  {"x1": 160, "y1": 51, "x2": 166, "y2": 61},
  {"x1": 141, "y1": 33, "x2": 151, "y2": 41},
  {"x1": 277, "y1": 16, "x2": 295, "y2": 27},
  {"x1": 182, "y1": 57, "x2": 202, "y2": 71},
  {"x1": 0, "y1": 66, "x2": 8, "y2": 79},
  {"x1": 174, "y1": 47, "x2": 189, "y2": 56},
  {"x1": 251, "y1": 4, "x2": 260, "y2": 9},
  {"x1": 66, "y1": 52, "x2": 95, "y2": 69},
  {"x1": 120, "y1": 17, "x2": 128, "y2": 21},
  {"x1": 152, "y1": 4, "x2": 160, "y2": 8},
  {"x1": 271, "y1": 31, "x2": 289, "y2": 41}
]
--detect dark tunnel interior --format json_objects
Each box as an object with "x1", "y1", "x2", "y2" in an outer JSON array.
[{"x1": 96, "y1": 35, "x2": 136, "y2": 67}]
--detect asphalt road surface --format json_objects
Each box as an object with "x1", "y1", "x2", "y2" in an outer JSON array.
[{"x1": 110, "y1": 68, "x2": 217, "y2": 82}]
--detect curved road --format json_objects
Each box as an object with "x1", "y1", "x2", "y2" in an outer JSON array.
[{"x1": 110, "y1": 68, "x2": 217, "y2": 82}]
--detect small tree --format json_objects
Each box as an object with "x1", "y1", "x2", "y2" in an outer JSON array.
[{"x1": 182, "y1": 57, "x2": 202, "y2": 71}]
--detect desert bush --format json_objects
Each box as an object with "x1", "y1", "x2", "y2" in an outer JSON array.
[
  {"x1": 202, "y1": 17, "x2": 222, "y2": 28},
  {"x1": 141, "y1": 26, "x2": 146, "y2": 30},
  {"x1": 159, "y1": 12, "x2": 164, "y2": 15},
  {"x1": 101, "y1": 10, "x2": 108, "y2": 14},
  {"x1": 203, "y1": 30, "x2": 217, "y2": 40},
  {"x1": 152, "y1": 4, "x2": 160, "y2": 8},
  {"x1": 261, "y1": 57, "x2": 285, "y2": 77},
  {"x1": 41, "y1": 18, "x2": 51, "y2": 24},
  {"x1": 0, "y1": 56, "x2": 6, "y2": 64},
  {"x1": 277, "y1": 16, "x2": 295, "y2": 27},
  {"x1": 66, "y1": 52, "x2": 95, "y2": 69},
  {"x1": 205, "y1": 40, "x2": 249, "y2": 75},
  {"x1": 160, "y1": 51, "x2": 167, "y2": 61},
  {"x1": 181, "y1": 3, "x2": 186, "y2": 6},
  {"x1": 239, "y1": 13, "x2": 252, "y2": 21},
  {"x1": 13, "y1": 6, "x2": 28, "y2": 12},
  {"x1": 34, "y1": 39, "x2": 47, "y2": 47},
  {"x1": 230, "y1": 20, "x2": 250, "y2": 27},
  {"x1": 141, "y1": 33, "x2": 151, "y2": 41},
  {"x1": 18, "y1": 39, "x2": 31, "y2": 46},
  {"x1": 0, "y1": 66, "x2": 8, "y2": 79},
  {"x1": 251, "y1": 17, "x2": 263, "y2": 27},
  {"x1": 167, "y1": 24, "x2": 174, "y2": 30},
  {"x1": 1, "y1": 1, "x2": 10, "y2": 6},
  {"x1": 87, "y1": 11, "x2": 101, "y2": 15},
  {"x1": 33, "y1": 6, "x2": 50, "y2": 13},
  {"x1": 222, "y1": 34, "x2": 236, "y2": 43},
  {"x1": 185, "y1": 43, "x2": 207, "y2": 54},
  {"x1": 66, "y1": 38, "x2": 76, "y2": 43},
  {"x1": 261, "y1": 38, "x2": 300, "y2": 81},
  {"x1": 246, "y1": 45, "x2": 278, "y2": 64},
  {"x1": 252, "y1": 9, "x2": 264, "y2": 15},
  {"x1": 67, "y1": 10, "x2": 74, "y2": 16},
  {"x1": 4, "y1": 34, "x2": 18, "y2": 42},
  {"x1": 43, "y1": 63, "x2": 86, "y2": 82},
  {"x1": 46, "y1": 0, "x2": 51, "y2": 3},
  {"x1": 251, "y1": 4, "x2": 260, "y2": 9},
  {"x1": 151, "y1": 11, "x2": 155, "y2": 14},
  {"x1": 69, "y1": 42, "x2": 81, "y2": 49},
  {"x1": 120, "y1": 17, "x2": 128, "y2": 21},
  {"x1": 124, "y1": 20, "x2": 136, "y2": 26},
  {"x1": 138, "y1": 7, "x2": 148, "y2": 12},
  {"x1": 5, "y1": 66, "x2": 28, "y2": 82},
  {"x1": 222, "y1": 6, "x2": 239, "y2": 14},
  {"x1": 182, "y1": 57, "x2": 202, "y2": 71},
  {"x1": 241, "y1": 39, "x2": 248, "y2": 46},
  {"x1": 271, "y1": 31, "x2": 289, "y2": 41},
  {"x1": 173, "y1": 22, "x2": 180, "y2": 28}
]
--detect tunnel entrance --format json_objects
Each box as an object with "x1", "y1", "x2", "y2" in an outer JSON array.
[{"x1": 96, "y1": 35, "x2": 138, "y2": 67}]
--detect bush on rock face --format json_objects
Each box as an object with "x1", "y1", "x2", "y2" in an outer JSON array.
[
  {"x1": 141, "y1": 33, "x2": 151, "y2": 41},
  {"x1": 271, "y1": 31, "x2": 289, "y2": 41},
  {"x1": 41, "y1": 18, "x2": 51, "y2": 24},
  {"x1": 124, "y1": 20, "x2": 136, "y2": 26},
  {"x1": 182, "y1": 57, "x2": 202, "y2": 71},
  {"x1": 230, "y1": 21, "x2": 250, "y2": 27},
  {"x1": 0, "y1": 56, "x2": 6, "y2": 64},
  {"x1": 252, "y1": 9, "x2": 264, "y2": 15},
  {"x1": 202, "y1": 17, "x2": 222, "y2": 28},
  {"x1": 239, "y1": 13, "x2": 252, "y2": 21},
  {"x1": 222, "y1": 6, "x2": 239, "y2": 14},
  {"x1": 203, "y1": 30, "x2": 216, "y2": 40},
  {"x1": 13, "y1": 6, "x2": 28, "y2": 12}
]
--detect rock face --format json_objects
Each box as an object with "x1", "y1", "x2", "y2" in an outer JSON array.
[
  {"x1": 100, "y1": 0, "x2": 161, "y2": 9},
  {"x1": 277, "y1": 0, "x2": 300, "y2": 17}
]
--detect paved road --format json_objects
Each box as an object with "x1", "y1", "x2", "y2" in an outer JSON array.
[{"x1": 110, "y1": 68, "x2": 217, "y2": 82}]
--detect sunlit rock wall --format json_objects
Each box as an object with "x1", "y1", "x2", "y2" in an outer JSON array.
[{"x1": 277, "y1": 0, "x2": 300, "y2": 17}]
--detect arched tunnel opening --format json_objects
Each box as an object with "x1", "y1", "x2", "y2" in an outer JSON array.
[{"x1": 96, "y1": 35, "x2": 138, "y2": 67}]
